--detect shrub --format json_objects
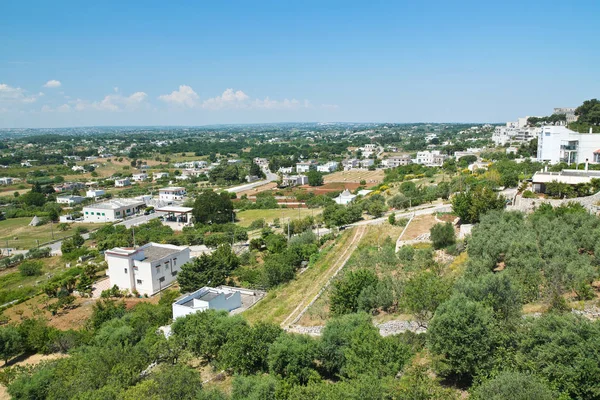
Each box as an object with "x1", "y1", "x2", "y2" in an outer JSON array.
[
  {"x1": 430, "y1": 222, "x2": 456, "y2": 249},
  {"x1": 18, "y1": 260, "x2": 43, "y2": 277}
]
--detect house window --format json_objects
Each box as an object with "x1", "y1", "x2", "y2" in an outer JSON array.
[
  {"x1": 159, "y1": 277, "x2": 165, "y2": 283},
  {"x1": 124, "y1": 268, "x2": 128, "y2": 274},
  {"x1": 102, "y1": 213, "x2": 105, "y2": 216},
  {"x1": 136, "y1": 279, "x2": 142, "y2": 284},
  {"x1": 155, "y1": 266, "x2": 160, "y2": 273},
  {"x1": 85, "y1": 211, "x2": 88, "y2": 215},
  {"x1": 172, "y1": 270, "x2": 178, "y2": 276}
]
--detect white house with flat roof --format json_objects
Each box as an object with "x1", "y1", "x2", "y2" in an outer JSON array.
[
  {"x1": 317, "y1": 161, "x2": 338, "y2": 173},
  {"x1": 83, "y1": 198, "x2": 146, "y2": 222},
  {"x1": 132, "y1": 173, "x2": 148, "y2": 182},
  {"x1": 115, "y1": 178, "x2": 131, "y2": 187},
  {"x1": 86, "y1": 189, "x2": 105, "y2": 198},
  {"x1": 159, "y1": 187, "x2": 186, "y2": 202},
  {"x1": 154, "y1": 172, "x2": 169, "y2": 180},
  {"x1": 56, "y1": 195, "x2": 85, "y2": 205},
  {"x1": 172, "y1": 286, "x2": 243, "y2": 319},
  {"x1": 106, "y1": 243, "x2": 190, "y2": 296},
  {"x1": 0, "y1": 177, "x2": 13, "y2": 185},
  {"x1": 537, "y1": 125, "x2": 600, "y2": 165}
]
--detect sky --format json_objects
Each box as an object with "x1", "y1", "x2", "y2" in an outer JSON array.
[{"x1": 1, "y1": 0, "x2": 600, "y2": 128}]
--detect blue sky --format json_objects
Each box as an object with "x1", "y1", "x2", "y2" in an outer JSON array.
[{"x1": 1, "y1": 0, "x2": 599, "y2": 128}]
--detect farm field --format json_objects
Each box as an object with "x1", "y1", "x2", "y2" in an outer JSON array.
[
  {"x1": 236, "y1": 208, "x2": 321, "y2": 227},
  {"x1": 323, "y1": 169, "x2": 384, "y2": 185},
  {"x1": 0, "y1": 218, "x2": 101, "y2": 250}
]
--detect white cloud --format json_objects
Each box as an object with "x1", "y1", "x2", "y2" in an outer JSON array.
[
  {"x1": 0, "y1": 83, "x2": 40, "y2": 104},
  {"x1": 321, "y1": 104, "x2": 340, "y2": 110},
  {"x1": 158, "y1": 85, "x2": 199, "y2": 108},
  {"x1": 71, "y1": 91, "x2": 148, "y2": 112},
  {"x1": 202, "y1": 88, "x2": 249, "y2": 110},
  {"x1": 252, "y1": 97, "x2": 312, "y2": 110},
  {"x1": 43, "y1": 80, "x2": 61, "y2": 88}
]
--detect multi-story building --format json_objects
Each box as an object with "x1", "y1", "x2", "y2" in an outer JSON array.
[
  {"x1": 342, "y1": 159, "x2": 360, "y2": 170},
  {"x1": 553, "y1": 107, "x2": 578, "y2": 124},
  {"x1": 360, "y1": 159, "x2": 374, "y2": 168},
  {"x1": 316, "y1": 161, "x2": 338, "y2": 173},
  {"x1": 382, "y1": 156, "x2": 412, "y2": 168},
  {"x1": 296, "y1": 161, "x2": 314, "y2": 173},
  {"x1": 159, "y1": 187, "x2": 186, "y2": 202},
  {"x1": 416, "y1": 151, "x2": 447, "y2": 167},
  {"x1": 106, "y1": 243, "x2": 190, "y2": 296},
  {"x1": 83, "y1": 198, "x2": 146, "y2": 222},
  {"x1": 282, "y1": 175, "x2": 308, "y2": 187},
  {"x1": 537, "y1": 125, "x2": 600, "y2": 165}
]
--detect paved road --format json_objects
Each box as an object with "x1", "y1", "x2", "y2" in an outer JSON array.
[{"x1": 225, "y1": 168, "x2": 278, "y2": 194}]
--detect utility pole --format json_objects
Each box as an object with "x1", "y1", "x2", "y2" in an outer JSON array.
[{"x1": 132, "y1": 225, "x2": 136, "y2": 248}]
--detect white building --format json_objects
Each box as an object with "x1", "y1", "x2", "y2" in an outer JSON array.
[
  {"x1": 86, "y1": 189, "x2": 105, "y2": 198},
  {"x1": 83, "y1": 198, "x2": 146, "y2": 222},
  {"x1": 172, "y1": 286, "x2": 243, "y2": 319},
  {"x1": 71, "y1": 165, "x2": 85, "y2": 172},
  {"x1": 154, "y1": 172, "x2": 169, "y2": 180},
  {"x1": 317, "y1": 161, "x2": 338, "y2": 173},
  {"x1": 0, "y1": 177, "x2": 13, "y2": 185},
  {"x1": 56, "y1": 195, "x2": 85, "y2": 205},
  {"x1": 531, "y1": 169, "x2": 600, "y2": 193},
  {"x1": 159, "y1": 186, "x2": 186, "y2": 202},
  {"x1": 106, "y1": 243, "x2": 190, "y2": 296},
  {"x1": 416, "y1": 151, "x2": 447, "y2": 167},
  {"x1": 296, "y1": 162, "x2": 313, "y2": 173},
  {"x1": 554, "y1": 107, "x2": 578, "y2": 124},
  {"x1": 132, "y1": 173, "x2": 148, "y2": 182},
  {"x1": 115, "y1": 178, "x2": 131, "y2": 187},
  {"x1": 334, "y1": 189, "x2": 357, "y2": 205},
  {"x1": 537, "y1": 125, "x2": 600, "y2": 165},
  {"x1": 253, "y1": 157, "x2": 269, "y2": 167},
  {"x1": 382, "y1": 156, "x2": 411, "y2": 168},
  {"x1": 278, "y1": 166, "x2": 293, "y2": 174},
  {"x1": 282, "y1": 175, "x2": 308, "y2": 187},
  {"x1": 360, "y1": 159, "x2": 374, "y2": 168},
  {"x1": 342, "y1": 159, "x2": 359, "y2": 170}
]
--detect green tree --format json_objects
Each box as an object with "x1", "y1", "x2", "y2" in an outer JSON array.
[
  {"x1": 178, "y1": 244, "x2": 239, "y2": 293},
  {"x1": 428, "y1": 294, "x2": 497, "y2": 382},
  {"x1": 430, "y1": 222, "x2": 455, "y2": 249},
  {"x1": 307, "y1": 170, "x2": 324, "y2": 186},
  {"x1": 0, "y1": 325, "x2": 23, "y2": 364},
  {"x1": 193, "y1": 190, "x2": 234, "y2": 224},
  {"x1": 402, "y1": 271, "x2": 453, "y2": 326},
  {"x1": 18, "y1": 260, "x2": 43, "y2": 277},
  {"x1": 471, "y1": 372, "x2": 556, "y2": 400},
  {"x1": 451, "y1": 186, "x2": 505, "y2": 223},
  {"x1": 267, "y1": 333, "x2": 321, "y2": 385},
  {"x1": 330, "y1": 269, "x2": 378, "y2": 316}
]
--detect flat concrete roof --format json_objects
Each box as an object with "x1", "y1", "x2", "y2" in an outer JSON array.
[
  {"x1": 142, "y1": 245, "x2": 181, "y2": 262},
  {"x1": 156, "y1": 206, "x2": 193, "y2": 213}
]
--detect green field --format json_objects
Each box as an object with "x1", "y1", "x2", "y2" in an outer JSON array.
[
  {"x1": 0, "y1": 218, "x2": 101, "y2": 250},
  {"x1": 236, "y1": 208, "x2": 322, "y2": 228}
]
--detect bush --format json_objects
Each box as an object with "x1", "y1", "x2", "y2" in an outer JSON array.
[
  {"x1": 471, "y1": 371, "x2": 556, "y2": 400},
  {"x1": 18, "y1": 260, "x2": 43, "y2": 277},
  {"x1": 430, "y1": 222, "x2": 456, "y2": 249}
]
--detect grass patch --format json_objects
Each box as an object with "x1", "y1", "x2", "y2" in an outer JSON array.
[
  {"x1": 0, "y1": 218, "x2": 101, "y2": 249},
  {"x1": 236, "y1": 208, "x2": 321, "y2": 228},
  {"x1": 243, "y1": 230, "x2": 353, "y2": 325}
]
